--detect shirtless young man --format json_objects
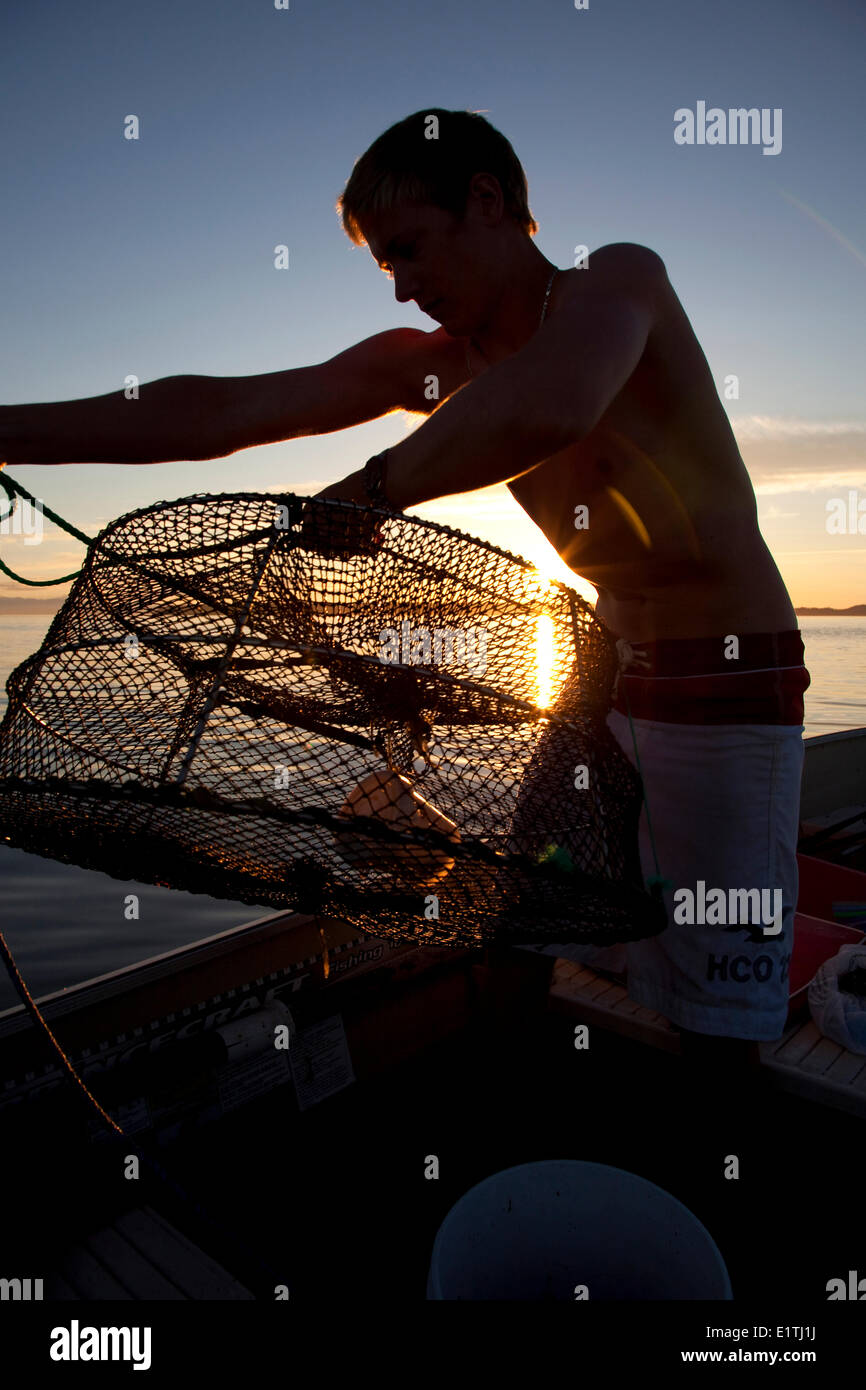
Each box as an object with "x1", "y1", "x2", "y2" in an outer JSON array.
[
  {"x1": 313, "y1": 110, "x2": 809, "y2": 1063},
  {"x1": 0, "y1": 108, "x2": 809, "y2": 1060}
]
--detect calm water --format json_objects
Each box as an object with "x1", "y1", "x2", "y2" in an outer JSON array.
[{"x1": 0, "y1": 612, "x2": 863, "y2": 1009}]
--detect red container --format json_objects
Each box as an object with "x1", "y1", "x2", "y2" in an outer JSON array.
[
  {"x1": 796, "y1": 853, "x2": 866, "y2": 924},
  {"x1": 787, "y1": 911, "x2": 866, "y2": 1024}
]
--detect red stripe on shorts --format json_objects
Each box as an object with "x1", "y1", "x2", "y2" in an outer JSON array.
[{"x1": 611, "y1": 629, "x2": 811, "y2": 725}]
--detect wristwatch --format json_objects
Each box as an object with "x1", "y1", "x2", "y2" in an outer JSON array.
[{"x1": 362, "y1": 449, "x2": 393, "y2": 507}]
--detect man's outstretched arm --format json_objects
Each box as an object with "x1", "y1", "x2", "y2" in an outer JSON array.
[
  {"x1": 319, "y1": 260, "x2": 660, "y2": 511},
  {"x1": 0, "y1": 375, "x2": 233, "y2": 467},
  {"x1": 0, "y1": 328, "x2": 425, "y2": 466}
]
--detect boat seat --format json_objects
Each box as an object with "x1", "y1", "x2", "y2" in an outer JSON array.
[
  {"x1": 547, "y1": 959, "x2": 866, "y2": 1119},
  {"x1": 43, "y1": 1204, "x2": 255, "y2": 1300}
]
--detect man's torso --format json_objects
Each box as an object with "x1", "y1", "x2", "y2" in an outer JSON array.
[{"x1": 401, "y1": 248, "x2": 796, "y2": 643}]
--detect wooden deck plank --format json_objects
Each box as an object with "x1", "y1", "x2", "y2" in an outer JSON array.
[
  {"x1": 551, "y1": 961, "x2": 588, "y2": 983},
  {"x1": 822, "y1": 1045, "x2": 866, "y2": 1084},
  {"x1": 772, "y1": 1022, "x2": 825, "y2": 1067},
  {"x1": 574, "y1": 975, "x2": 623, "y2": 1003},
  {"x1": 547, "y1": 974, "x2": 680, "y2": 1052},
  {"x1": 55, "y1": 1244, "x2": 134, "y2": 1300},
  {"x1": 116, "y1": 1207, "x2": 254, "y2": 1301},
  {"x1": 46, "y1": 1208, "x2": 255, "y2": 1302},
  {"x1": 550, "y1": 972, "x2": 640, "y2": 1018},
  {"x1": 631, "y1": 1005, "x2": 674, "y2": 1030},
  {"x1": 797, "y1": 1036, "x2": 847, "y2": 1076},
  {"x1": 762, "y1": 1024, "x2": 800, "y2": 1057},
  {"x1": 608, "y1": 992, "x2": 646, "y2": 1016},
  {"x1": 551, "y1": 965, "x2": 628, "y2": 1002},
  {"x1": 586, "y1": 983, "x2": 628, "y2": 1010},
  {"x1": 553, "y1": 964, "x2": 599, "y2": 990},
  {"x1": 596, "y1": 984, "x2": 630, "y2": 1008},
  {"x1": 84, "y1": 1226, "x2": 186, "y2": 1300},
  {"x1": 823, "y1": 1049, "x2": 866, "y2": 1085},
  {"x1": 757, "y1": 1054, "x2": 866, "y2": 1118}
]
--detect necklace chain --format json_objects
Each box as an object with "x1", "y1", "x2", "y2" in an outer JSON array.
[{"x1": 465, "y1": 266, "x2": 558, "y2": 380}]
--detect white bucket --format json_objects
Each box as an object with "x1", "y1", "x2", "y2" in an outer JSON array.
[{"x1": 426, "y1": 1160, "x2": 732, "y2": 1300}]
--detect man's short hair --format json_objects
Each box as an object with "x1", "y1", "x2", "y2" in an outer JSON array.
[{"x1": 337, "y1": 108, "x2": 538, "y2": 245}]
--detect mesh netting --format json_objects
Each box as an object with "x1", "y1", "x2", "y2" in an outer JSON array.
[{"x1": 0, "y1": 492, "x2": 667, "y2": 948}]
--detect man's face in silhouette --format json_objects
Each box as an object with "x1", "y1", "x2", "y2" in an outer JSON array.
[{"x1": 359, "y1": 200, "x2": 484, "y2": 336}]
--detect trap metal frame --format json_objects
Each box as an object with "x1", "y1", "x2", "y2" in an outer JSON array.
[{"x1": 0, "y1": 491, "x2": 667, "y2": 948}]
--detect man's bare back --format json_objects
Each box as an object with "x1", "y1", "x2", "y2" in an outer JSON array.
[{"x1": 400, "y1": 251, "x2": 796, "y2": 644}]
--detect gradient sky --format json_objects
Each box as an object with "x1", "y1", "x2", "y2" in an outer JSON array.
[{"x1": 1, "y1": 0, "x2": 864, "y2": 607}]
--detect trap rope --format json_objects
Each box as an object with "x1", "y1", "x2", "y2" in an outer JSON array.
[{"x1": 0, "y1": 469, "x2": 92, "y2": 585}]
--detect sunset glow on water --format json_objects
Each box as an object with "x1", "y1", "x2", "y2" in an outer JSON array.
[{"x1": 534, "y1": 612, "x2": 556, "y2": 710}]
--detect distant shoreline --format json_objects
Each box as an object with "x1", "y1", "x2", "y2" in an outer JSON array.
[
  {"x1": 794, "y1": 606, "x2": 866, "y2": 617},
  {"x1": 0, "y1": 597, "x2": 69, "y2": 615},
  {"x1": 0, "y1": 597, "x2": 68, "y2": 615},
  {"x1": 1, "y1": 597, "x2": 864, "y2": 618}
]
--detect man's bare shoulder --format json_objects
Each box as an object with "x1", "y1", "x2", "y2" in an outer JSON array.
[
  {"x1": 556, "y1": 244, "x2": 667, "y2": 310},
  {"x1": 547, "y1": 246, "x2": 670, "y2": 370},
  {"x1": 591, "y1": 241, "x2": 666, "y2": 273}
]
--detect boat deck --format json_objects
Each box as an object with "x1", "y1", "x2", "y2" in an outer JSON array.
[
  {"x1": 9, "y1": 951, "x2": 866, "y2": 1304},
  {"x1": 548, "y1": 959, "x2": 866, "y2": 1118}
]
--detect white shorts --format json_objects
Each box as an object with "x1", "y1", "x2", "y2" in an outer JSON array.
[{"x1": 517, "y1": 709, "x2": 805, "y2": 1041}]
